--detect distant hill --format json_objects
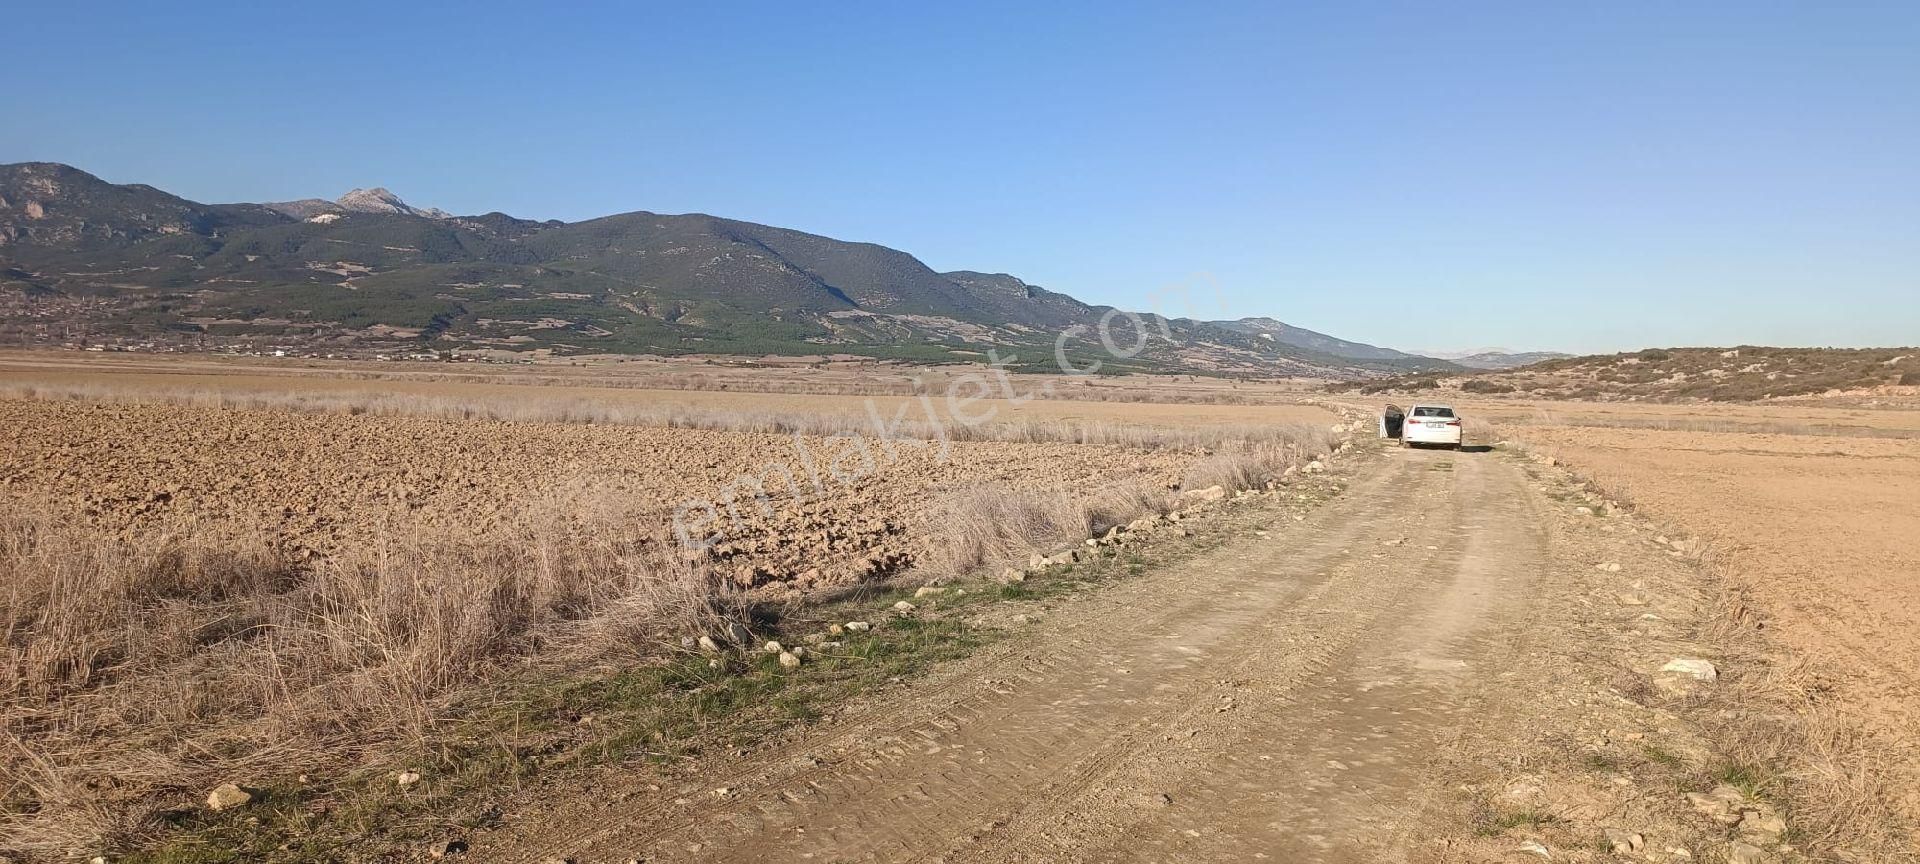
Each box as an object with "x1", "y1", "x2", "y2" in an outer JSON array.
[
  {"x1": 1430, "y1": 350, "x2": 1573, "y2": 370},
  {"x1": 0, "y1": 162, "x2": 1449, "y2": 377},
  {"x1": 1209, "y1": 317, "x2": 1428, "y2": 362},
  {"x1": 1338, "y1": 346, "x2": 1920, "y2": 402}
]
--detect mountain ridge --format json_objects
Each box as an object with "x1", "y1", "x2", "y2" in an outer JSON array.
[
  {"x1": 0, "y1": 162, "x2": 1456, "y2": 378},
  {"x1": 265, "y1": 187, "x2": 454, "y2": 221}
]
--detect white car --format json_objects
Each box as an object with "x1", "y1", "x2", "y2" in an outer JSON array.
[{"x1": 1401, "y1": 404, "x2": 1464, "y2": 448}]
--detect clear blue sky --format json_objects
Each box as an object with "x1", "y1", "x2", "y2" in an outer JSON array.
[{"x1": 6, "y1": 1, "x2": 1916, "y2": 354}]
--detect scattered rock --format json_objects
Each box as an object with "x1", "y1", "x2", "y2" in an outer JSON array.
[
  {"x1": 1616, "y1": 592, "x2": 1651, "y2": 606},
  {"x1": 763, "y1": 640, "x2": 784, "y2": 654},
  {"x1": 803, "y1": 633, "x2": 827, "y2": 645},
  {"x1": 1303, "y1": 461, "x2": 1325, "y2": 474},
  {"x1": 394, "y1": 770, "x2": 422, "y2": 787},
  {"x1": 1000, "y1": 567, "x2": 1026, "y2": 583},
  {"x1": 429, "y1": 839, "x2": 469, "y2": 858},
  {"x1": 1726, "y1": 841, "x2": 1768, "y2": 864},
  {"x1": 1603, "y1": 829, "x2": 1645, "y2": 854},
  {"x1": 828, "y1": 623, "x2": 845, "y2": 635},
  {"x1": 1653, "y1": 656, "x2": 1721, "y2": 696},
  {"x1": 206, "y1": 783, "x2": 253, "y2": 811},
  {"x1": 844, "y1": 621, "x2": 872, "y2": 633},
  {"x1": 696, "y1": 635, "x2": 721, "y2": 652},
  {"x1": 1028, "y1": 553, "x2": 1048, "y2": 570},
  {"x1": 778, "y1": 651, "x2": 802, "y2": 668},
  {"x1": 1685, "y1": 784, "x2": 1748, "y2": 824},
  {"x1": 1181, "y1": 485, "x2": 1227, "y2": 503},
  {"x1": 892, "y1": 600, "x2": 917, "y2": 614},
  {"x1": 1737, "y1": 809, "x2": 1787, "y2": 844},
  {"x1": 1009, "y1": 614, "x2": 1031, "y2": 626},
  {"x1": 1518, "y1": 839, "x2": 1553, "y2": 859},
  {"x1": 914, "y1": 586, "x2": 947, "y2": 598},
  {"x1": 1659, "y1": 657, "x2": 1718, "y2": 682}
]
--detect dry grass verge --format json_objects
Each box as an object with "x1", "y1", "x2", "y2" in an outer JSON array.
[
  {"x1": 1692, "y1": 560, "x2": 1919, "y2": 860},
  {"x1": 0, "y1": 495, "x2": 742, "y2": 862},
  {"x1": 921, "y1": 428, "x2": 1336, "y2": 581}
]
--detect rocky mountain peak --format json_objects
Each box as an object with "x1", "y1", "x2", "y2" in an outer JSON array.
[{"x1": 265, "y1": 186, "x2": 452, "y2": 220}]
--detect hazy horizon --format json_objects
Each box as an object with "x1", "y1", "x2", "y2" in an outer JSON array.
[{"x1": 6, "y1": 1, "x2": 1916, "y2": 355}]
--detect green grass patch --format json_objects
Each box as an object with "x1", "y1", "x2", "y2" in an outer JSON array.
[{"x1": 1472, "y1": 804, "x2": 1565, "y2": 837}]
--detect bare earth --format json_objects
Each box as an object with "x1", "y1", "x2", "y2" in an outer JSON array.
[
  {"x1": 1517, "y1": 425, "x2": 1920, "y2": 830},
  {"x1": 477, "y1": 446, "x2": 1742, "y2": 863},
  {"x1": 0, "y1": 399, "x2": 1193, "y2": 593},
  {"x1": 0, "y1": 352, "x2": 1342, "y2": 429}
]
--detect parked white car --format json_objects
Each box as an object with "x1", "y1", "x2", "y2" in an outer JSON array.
[{"x1": 1401, "y1": 404, "x2": 1464, "y2": 448}]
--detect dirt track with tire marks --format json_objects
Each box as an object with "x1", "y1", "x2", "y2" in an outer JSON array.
[{"x1": 478, "y1": 445, "x2": 1774, "y2": 863}]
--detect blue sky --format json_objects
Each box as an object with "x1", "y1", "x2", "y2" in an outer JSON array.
[{"x1": 5, "y1": 1, "x2": 1916, "y2": 353}]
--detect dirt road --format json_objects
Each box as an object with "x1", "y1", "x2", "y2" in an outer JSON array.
[{"x1": 481, "y1": 445, "x2": 1752, "y2": 863}]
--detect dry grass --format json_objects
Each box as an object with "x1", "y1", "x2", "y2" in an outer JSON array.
[
  {"x1": 0, "y1": 492, "x2": 742, "y2": 861},
  {"x1": 921, "y1": 427, "x2": 1335, "y2": 581},
  {"x1": 919, "y1": 487, "x2": 1093, "y2": 579},
  {"x1": 0, "y1": 382, "x2": 1328, "y2": 453},
  {"x1": 0, "y1": 356, "x2": 1303, "y2": 406},
  {"x1": 0, "y1": 381, "x2": 1347, "y2": 859},
  {"x1": 1692, "y1": 556, "x2": 1920, "y2": 860}
]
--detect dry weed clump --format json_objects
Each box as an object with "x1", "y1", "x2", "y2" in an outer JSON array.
[
  {"x1": 1180, "y1": 426, "x2": 1339, "y2": 493},
  {"x1": 0, "y1": 495, "x2": 741, "y2": 861},
  {"x1": 920, "y1": 487, "x2": 1091, "y2": 579}
]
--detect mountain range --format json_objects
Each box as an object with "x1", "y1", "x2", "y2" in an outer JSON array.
[
  {"x1": 0, "y1": 162, "x2": 1473, "y2": 377},
  {"x1": 1421, "y1": 349, "x2": 1575, "y2": 370}
]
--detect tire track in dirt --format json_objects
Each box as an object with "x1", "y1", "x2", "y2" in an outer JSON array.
[{"x1": 483, "y1": 447, "x2": 1554, "y2": 863}]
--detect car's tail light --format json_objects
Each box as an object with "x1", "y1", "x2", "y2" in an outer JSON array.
[{"x1": 1445, "y1": 419, "x2": 1461, "y2": 426}]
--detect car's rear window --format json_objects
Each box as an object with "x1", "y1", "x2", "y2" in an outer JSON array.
[{"x1": 1411, "y1": 407, "x2": 1456, "y2": 418}]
